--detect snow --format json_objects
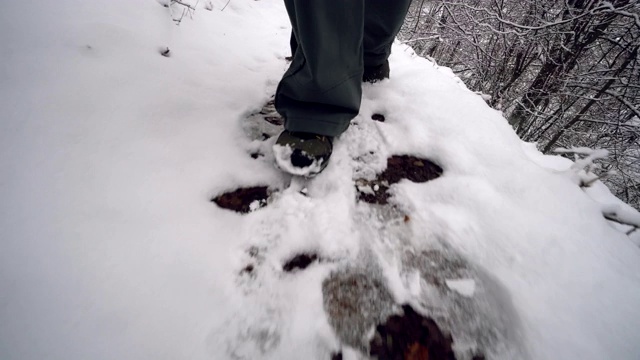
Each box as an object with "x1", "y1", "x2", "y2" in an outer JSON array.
[
  {"x1": 355, "y1": 183, "x2": 375, "y2": 196},
  {"x1": 1, "y1": 0, "x2": 640, "y2": 359},
  {"x1": 446, "y1": 279, "x2": 477, "y2": 297},
  {"x1": 273, "y1": 144, "x2": 325, "y2": 177},
  {"x1": 602, "y1": 203, "x2": 640, "y2": 228}
]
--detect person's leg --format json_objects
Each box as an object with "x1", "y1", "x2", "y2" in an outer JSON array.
[
  {"x1": 363, "y1": 0, "x2": 412, "y2": 74},
  {"x1": 289, "y1": 31, "x2": 297, "y2": 58},
  {"x1": 275, "y1": 0, "x2": 365, "y2": 137}
]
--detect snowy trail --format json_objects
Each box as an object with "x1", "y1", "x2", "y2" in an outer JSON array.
[{"x1": 1, "y1": 1, "x2": 640, "y2": 359}]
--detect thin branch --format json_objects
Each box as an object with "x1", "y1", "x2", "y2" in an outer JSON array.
[
  {"x1": 402, "y1": 35, "x2": 441, "y2": 43},
  {"x1": 171, "y1": 0, "x2": 195, "y2": 10}
]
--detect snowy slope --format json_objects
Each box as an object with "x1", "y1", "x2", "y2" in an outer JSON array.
[{"x1": 1, "y1": 1, "x2": 640, "y2": 359}]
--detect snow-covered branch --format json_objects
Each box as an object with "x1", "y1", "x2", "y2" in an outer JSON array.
[{"x1": 400, "y1": 0, "x2": 640, "y2": 209}]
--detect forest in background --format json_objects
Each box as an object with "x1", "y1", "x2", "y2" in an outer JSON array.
[{"x1": 400, "y1": 0, "x2": 640, "y2": 209}]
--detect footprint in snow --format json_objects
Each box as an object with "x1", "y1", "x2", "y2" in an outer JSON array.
[{"x1": 212, "y1": 86, "x2": 526, "y2": 359}]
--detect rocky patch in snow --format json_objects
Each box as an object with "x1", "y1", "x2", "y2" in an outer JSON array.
[
  {"x1": 211, "y1": 186, "x2": 270, "y2": 213},
  {"x1": 323, "y1": 269, "x2": 397, "y2": 352},
  {"x1": 370, "y1": 304, "x2": 457, "y2": 360},
  {"x1": 244, "y1": 96, "x2": 284, "y2": 142},
  {"x1": 371, "y1": 113, "x2": 386, "y2": 122},
  {"x1": 282, "y1": 252, "x2": 320, "y2": 273},
  {"x1": 356, "y1": 155, "x2": 443, "y2": 204}
]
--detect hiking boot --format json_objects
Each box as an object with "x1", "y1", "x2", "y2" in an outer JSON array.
[
  {"x1": 273, "y1": 130, "x2": 333, "y2": 177},
  {"x1": 363, "y1": 60, "x2": 390, "y2": 83}
]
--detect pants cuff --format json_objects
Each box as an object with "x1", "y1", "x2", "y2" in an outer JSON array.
[{"x1": 285, "y1": 116, "x2": 351, "y2": 137}]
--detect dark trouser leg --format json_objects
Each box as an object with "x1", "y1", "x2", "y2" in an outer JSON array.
[
  {"x1": 275, "y1": 0, "x2": 365, "y2": 137},
  {"x1": 289, "y1": 31, "x2": 298, "y2": 58},
  {"x1": 364, "y1": 0, "x2": 413, "y2": 67},
  {"x1": 275, "y1": 0, "x2": 412, "y2": 137}
]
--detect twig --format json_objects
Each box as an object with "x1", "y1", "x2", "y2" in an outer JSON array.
[
  {"x1": 603, "y1": 207, "x2": 640, "y2": 228},
  {"x1": 172, "y1": 0, "x2": 195, "y2": 10},
  {"x1": 173, "y1": 8, "x2": 187, "y2": 24},
  {"x1": 582, "y1": 171, "x2": 616, "y2": 187},
  {"x1": 402, "y1": 35, "x2": 441, "y2": 43},
  {"x1": 604, "y1": 212, "x2": 640, "y2": 235},
  {"x1": 221, "y1": 0, "x2": 231, "y2": 11}
]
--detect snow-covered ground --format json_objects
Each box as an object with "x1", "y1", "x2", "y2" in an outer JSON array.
[{"x1": 1, "y1": 0, "x2": 640, "y2": 359}]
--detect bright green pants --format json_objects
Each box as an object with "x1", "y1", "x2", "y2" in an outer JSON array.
[{"x1": 275, "y1": 0, "x2": 412, "y2": 137}]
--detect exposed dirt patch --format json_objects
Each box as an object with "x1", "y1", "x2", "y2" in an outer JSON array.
[
  {"x1": 240, "y1": 264, "x2": 255, "y2": 276},
  {"x1": 323, "y1": 271, "x2": 396, "y2": 351},
  {"x1": 260, "y1": 99, "x2": 275, "y2": 111},
  {"x1": 383, "y1": 155, "x2": 443, "y2": 184},
  {"x1": 355, "y1": 179, "x2": 391, "y2": 204},
  {"x1": 323, "y1": 270, "x2": 461, "y2": 359},
  {"x1": 356, "y1": 155, "x2": 443, "y2": 204},
  {"x1": 243, "y1": 97, "x2": 283, "y2": 142},
  {"x1": 247, "y1": 245, "x2": 262, "y2": 258},
  {"x1": 370, "y1": 304, "x2": 456, "y2": 360},
  {"x1": 259, "y1": 99, "x2": 284, "y2": 126},
  {"x1": 371, "y1": 113, "x2": 386, "y2": 122},
  {"x1": 238, "y1": 246, "x2": 265, "y2": 278},
  {"x1": 282, "y1": 253, "x2": 319, "y2": 272},
  {"x1": 263, "y1": 116, "x2": 284, "y2": 126},
  {"x1": 211, "y1": 186, "x2": 270, "y2": 214}
]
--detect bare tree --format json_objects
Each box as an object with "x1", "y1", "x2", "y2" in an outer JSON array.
[{"x1": 401, "y1": 0, "x2": 640, "y2": 209}]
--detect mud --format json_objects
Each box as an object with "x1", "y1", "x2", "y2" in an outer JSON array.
[
  {"x1": 356, "y1": 155, "x2": 443, "y2": 205},
  {"x1": 282, "y1": 253, "x2": 319, "y2": 272},
  {"x1": 211, "y1": 186, "x2": 270, "y2": 214}
]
